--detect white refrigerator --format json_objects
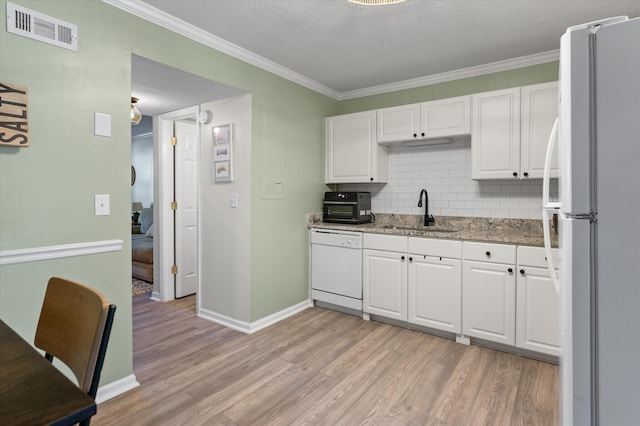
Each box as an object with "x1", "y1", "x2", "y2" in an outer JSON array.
[{"x1": 543, "y1": 16, "x2": 640, "y2": 426}]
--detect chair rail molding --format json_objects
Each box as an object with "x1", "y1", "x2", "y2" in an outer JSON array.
[{"x1": 0, "y1": 240, "x2": 124, "y2": 266}]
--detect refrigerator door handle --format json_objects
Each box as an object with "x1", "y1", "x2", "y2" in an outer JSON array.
[
  {"x1": 542, "y1": 117, "x2": 560, "y2": 295},
  {"x1": 543, "y1": 208, "x2": 560, "y2": 295},
  {"x1": 543, "y1": 118, "x2": 561, "y2": 210}
]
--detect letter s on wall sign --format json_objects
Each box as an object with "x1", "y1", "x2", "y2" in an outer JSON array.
[{"x1": 0, "y1": 81, "x2": 29, "y2": 147}]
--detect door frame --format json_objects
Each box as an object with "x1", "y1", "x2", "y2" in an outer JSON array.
[{"x1": 154, "y1": 106, "x2": 200, "y2": 306}]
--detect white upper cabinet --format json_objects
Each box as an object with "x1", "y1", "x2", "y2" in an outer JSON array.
[
  {"x1": 521, "y1": 82, "x2": 559, "y2": 179},
  {"x1": 325, "y1": 111, "x2": 388, "y2": 183},
  {"x1": 377, "y1": 95, "x2": 471, "y2": 144},
  {"x1": 376, "y1": 103, "x2": 421, "y2": 143},
  {"x1": 472, "y1": 82, "x2": 558, "y2": 180},
  {"x1": 421, "y1": 96, "x2": 471, "y2": 139},
  {"x1": 471, "y1": 87, "x2": 522, "y2": 180}
]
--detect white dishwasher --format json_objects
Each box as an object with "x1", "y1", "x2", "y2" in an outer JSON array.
[{"x1": 310, "y1": 228, "x2": 363, "y2": 311}]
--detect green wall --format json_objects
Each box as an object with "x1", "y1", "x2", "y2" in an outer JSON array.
[
  {"x1": 338, "y1": 62, "x2": 559, "y2": 114},
  {"x1": 0, "y1": 0, "x2": 335, "y2": 386}
]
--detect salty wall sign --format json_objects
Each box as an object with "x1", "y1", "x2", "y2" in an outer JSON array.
[{"x1": 0, "y1": 82, "x2": 29, "y2": 147}]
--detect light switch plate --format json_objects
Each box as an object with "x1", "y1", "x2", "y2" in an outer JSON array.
[
  {"x1": 94, "y1": 112, "x2": 112, "y2": 137},
  {"x1": 230, "y1": 193, "x2": 238, "y2": 208},
  {"x1": 95, "y1": 194, "x2": 110, "y2": 216}
]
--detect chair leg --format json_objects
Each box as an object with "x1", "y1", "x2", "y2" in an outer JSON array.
[{"x1": 87, "y1": 304, "x2": 116, "y2": 400}]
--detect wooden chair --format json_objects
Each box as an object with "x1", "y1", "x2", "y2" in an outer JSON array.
[{"x1": 34, "y1": 277, "x2": 116, "y2": 408}]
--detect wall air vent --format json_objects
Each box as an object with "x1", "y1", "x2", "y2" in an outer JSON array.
[{"x1": 6, "y1": 2, "x2": 78, "y2": 51}]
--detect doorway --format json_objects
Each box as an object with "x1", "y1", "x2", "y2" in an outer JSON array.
[
  {"x1": 131, "y1": 54, "x2": 245, "y2": 306},
  {"x1": 156, "y1": 107, "x2": 199, "y2": 303}
]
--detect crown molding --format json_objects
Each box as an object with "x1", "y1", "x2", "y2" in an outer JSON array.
[
  {"x1": 337, "y1": 50, "x2": 560, "y2": 100},
  {"x1": 102, "y1": 0, "x2": 341, "y2": 99},
  {"x1": 103, "y1": 0, "x2": 558, "y2": 102}
]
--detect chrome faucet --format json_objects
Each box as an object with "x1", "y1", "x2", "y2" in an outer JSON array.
[{"x1": 418, "y1": 189, "x2": 435, "y2": 227}]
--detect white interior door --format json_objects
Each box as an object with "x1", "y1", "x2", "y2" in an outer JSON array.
[{"x1": 174, "y1": 120, "x2": 198, "y2": 298}]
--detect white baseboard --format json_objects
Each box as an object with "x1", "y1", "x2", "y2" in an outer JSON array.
[
  {"x1": 150, "y1": 291, "x2": 161, "y2": 301},
  {"x1": 250, "y1": 299, "x2": 313, "y2": 333},
  {"x1": 198, "y1": 308, "x2": 251, "y2": 333},
  {"x1": 96, "y1": 374, "x2": 140, "y2": 404},
  {"x1": 198, "y1": 299, "x2": 312, "y2": 334}
]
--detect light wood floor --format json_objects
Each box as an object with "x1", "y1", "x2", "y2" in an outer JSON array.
[{"x1": 93, "y1": 294, "x2": 559, "y2": 425}]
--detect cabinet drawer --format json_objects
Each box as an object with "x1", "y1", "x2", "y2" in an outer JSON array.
[
  {"x1": 363, "y1": 233, "x2": 408, "y2": 252},
  {"x1": 409, "y1": 237, "x2": 461, "y2": 258},
  {"x1": 463, "y1": 241, "x2": 516, "y2": 264},
  {"x1": 517, "y1": 245, "x2": 559, "y2": 269}
]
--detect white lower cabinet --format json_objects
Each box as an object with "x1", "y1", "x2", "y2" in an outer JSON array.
[
  {"x1": 407, "y1": 237, "x2": 462, "y2": 333},
  {"x1": 361, "y1": 235, "x2": 559, "y2": 358},
  {"x1": 515, "y1": 246, "x2": 560, "y2": 356},
  {"x1": 363, "y1": 248, "x2": 407, "y2": 321},
  {"x1": 363, "y1": 234, "x2": 408, "y2": 321},
  {"x1": 408, "y1": 255, "x2": 461, "y2": 333},
  {"x1": 462, "y1": 242, "x2": 517, "y2": 346},
  {"x1": 363, "y1": 235, "x2": 462, "y2": 334}
]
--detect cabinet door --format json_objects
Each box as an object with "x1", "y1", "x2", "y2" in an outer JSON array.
[
  {"x1": 326, "y1": 111, "x2": 387, "y2": 183},
  {"x1": 471, "y1": 88, "x2": 521, "y2": 180},
  {"x1": 462, "y1": 260, "x2": 516, "y2": 345},
  {"x1": 376, "y1": 104, "x2": 421, "y2": 143},
  {"x1": 421, "y1": 95, "x2": 471, "y2": 139},
  {"x1": 521, "y1": 82, "x2": 559, "y2": 179},
  {"x1": 516, "y1": 266, "x2": 560, "y2": 356},
  {"x1": 363, "y1": 249, "x2": 407, "y2": 321},
  {"x1": 408, "y1": 256, "x2": 461, "y2": 333}
]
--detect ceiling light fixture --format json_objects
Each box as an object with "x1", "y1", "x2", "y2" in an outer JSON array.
[
  {"x1": 130, "y1": 97, "x2": 142, "y2": 125},
  {"x1": 348, "y1": 0, "x2": 407, "y2": 5}
]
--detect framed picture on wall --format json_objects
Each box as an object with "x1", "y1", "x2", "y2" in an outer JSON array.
[
  {"x1": 213, "y1": 123, "x2": 233, "y2": 182},
  {"x1": 213, "y1": 123, "x2": 232, "y2": 145},
  {"x1": 214, "y1": 160, "x2": 231, "y2": 181},
  {"x1": 213, "y1": 144, "x2": 230, "y2": 162}
]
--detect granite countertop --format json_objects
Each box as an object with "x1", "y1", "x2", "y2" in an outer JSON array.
[{"x1": 307, "y1": 214, "x2": 559, "y2": 248}]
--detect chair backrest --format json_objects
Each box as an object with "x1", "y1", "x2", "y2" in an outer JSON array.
[{"x1": 34, "y1": 277, "x2": 116, "y2": 398}]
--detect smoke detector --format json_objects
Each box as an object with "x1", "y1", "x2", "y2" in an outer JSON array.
[{"x1": 6, "y1": 2, "x2": 78, "y2": 51}]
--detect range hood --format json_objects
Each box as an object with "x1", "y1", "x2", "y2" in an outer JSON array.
[{"x1": 378, "y1": 135, "x2": 471, "y2": 147}]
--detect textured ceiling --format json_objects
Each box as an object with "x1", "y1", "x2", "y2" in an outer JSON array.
[
  {"x1": 131, "y1": 55, "x2": 245, "y2": 116},
  {"x1": 135, "y1": 0, "x2": 640, "y2": 94}
]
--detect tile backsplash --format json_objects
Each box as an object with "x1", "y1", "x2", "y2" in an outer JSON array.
[{"x1": 340, "y1": 139, "x2": 558, "y2": 220}]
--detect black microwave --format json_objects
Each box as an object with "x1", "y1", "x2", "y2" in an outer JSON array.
[{"x1": 322, "y1": 192, "x2": 372, "y2": 224}]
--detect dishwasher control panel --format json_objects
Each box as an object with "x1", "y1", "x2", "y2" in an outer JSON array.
[{"x1": 311, "y1": 229, "x2": 362, "y2": 249}]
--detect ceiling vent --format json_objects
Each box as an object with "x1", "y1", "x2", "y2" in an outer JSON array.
[{"x1": 6, "y1": 2, "x2": 78, "y2": 51}]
